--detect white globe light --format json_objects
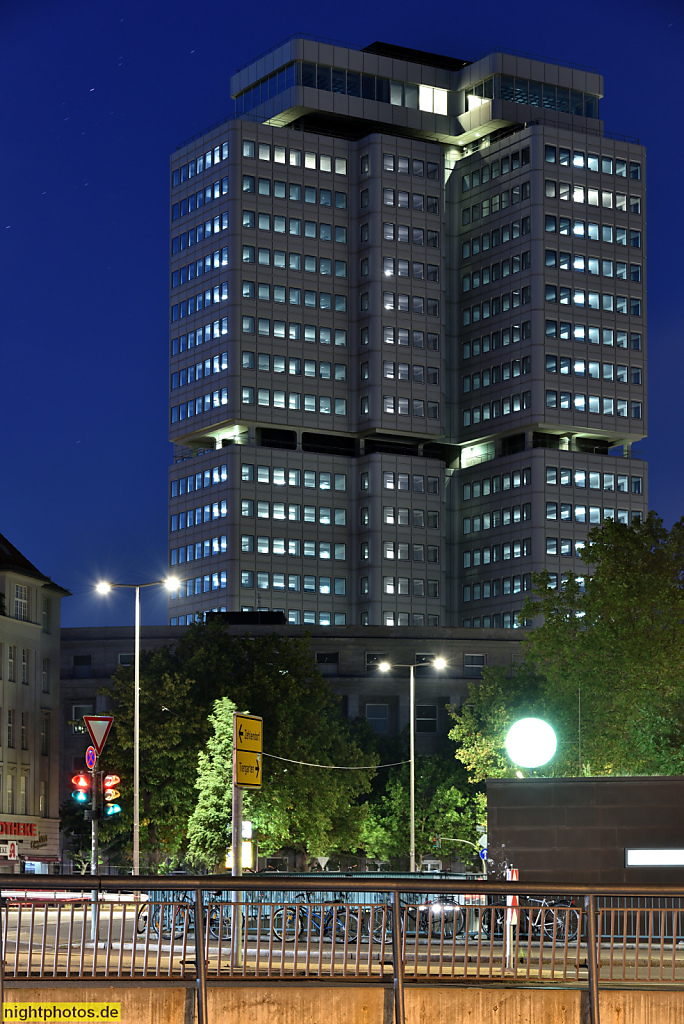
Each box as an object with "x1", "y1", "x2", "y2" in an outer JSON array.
[{"x1": 505, "y1": 718, "x2": 557, "y2": 768}]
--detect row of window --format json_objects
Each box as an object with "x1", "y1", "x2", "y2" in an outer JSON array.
[
  {"x1": 171, "y1": 212, "x2": 228, "y2": 254},
  {"x1": 376, "y1": 189, "x2": 440, "y2": 214},
  {"x1": 238, "y1": 59, "x2": 448, "y2": 114},
  {"x1": 465, "y1": 76, "x2": 598, "y2": 118},
  {"x1": 0, "y1": 770, "x2": 45, "y2": 817},
  {"x1": 242, "y1": 175, "x2": 348, "y2": 210},
  {"x1": 241, "y1": 532, "x2": 346, "y2": 554},
  {"x1": 379, "y1": 153, "x2": 440, "y2": 178},
  {"x1": 380, "y1": 611, "x2": 441, "y2": 627},
  {"x1": 545, "y1": 391, "x2": 643, "y2": 418},
  {"x1": 242, "y1": 322, "x2": 348, "y2": 345},
  {"x1": 171, "y1": 248, "x2": 228, "y2": 289},
  {"x1": 544, "y1": 180, "x2": 640, "y2": 213},
  {"x1": 462, "y1": 468, "x2": 531, "y2": 501},
  {"x1": 545, "y1": 321, "x2": 642, "y2": 349},
  {"x1": 462, "y1": 575, "x2": 531, "y2": 602},
  {"x1": 170, "y1": 536, "x2": 227, "y2": 565},
  {"x1": 462, "y1": 390, "x2": 531, "y2": 426},
  {"x1": 242, "y1": 465, "x2": 347, "y2": 490},
  {"x1": 373, "y1": 396, "x2": 440, "y2": 418},
  {"x1": 381, "y1": 577, "x2": 440, "y2": 596},
  {"x1": 170, "y1": 465, "x2": 227, "y2": 498},
  {"x1": 241, "y1": 570, "x2": 348, "y2": 594},
  {"x1": 381, "y1": 362, "x2": 439, "y2": 383},
  {"x1": 546, "y1": 537, "x2": 585, "y2": 557},
  {"x1": 169, "y1": 574, "x2": 227, "y2": 595},
  {"x1": 459, "y1": 148, "x2": 530, "y2": 192},
  {"x1": 378, "y1": 472, "x2": 440, "y2": 493},
  {"x1": 243, "y1": 353, "x2": 347, "y2": 380},
  {"x1": 377, "y1": 258, "x2": 439, "y2": 281},
  {"x1": 461, "y1": 322, "x2": 531, "y2": 359},
  {"x1": 241, "y1": 388, "x2": 347, "y2": 414},
  {"x1": 0, "y1": 646, "x2": 50, "y2": 689},
  {"x1": 545, "y1": 285, "x2": 641, "y2": 316},
  {"x1": 462, "y1": 613, "x2": 518, "y2": 629},
  {"x1": 171, "y1": 352, "x2": 228, "y2": 390},
  {"x1": 172, "y1": 177, "x2": 228, "y2": 221},
  {"x1": 545, "y1": 216, "x2": 641, "y2": 246},
  {"x1": 243, "y1": 225, "x2": 347, "y2": 252},
  {"x1": 0, "y1": 709, "x2": 31, "y2": 749},
  {"x1": 382, "y1": 541, "x2": 439, "y2": 561},
  {"x1": 170, "y1": 389, "x2": 227, "y2": 424},
  {"x1": 242, "y1": 138, "x2": 348, "y2": 175},
  {"x1": 379, "y1": 222, "x2": 439, "y2": 246},
  {"x1": 381, "y1": 293, "x2": 440, "y2": 315},
  {"x1": 171, "y1": 503, "x2": 227, "y2": 531},
  {"x1": 240, "y1": 501, "x2": 348, "y2": 528},
  {"x1": 171, "y1": 320, "x2": 228, "y2": 356},
  {"x1": 380, "y1": 326, "x2": 440, "y2": 349},
  {"x1": 463, "y1": 506, "x2": 532, "y2": 534},
  {"x1": 546, "y1": 357, "x2": 642, "y2": 383},
  {"x1": 546, "y1": 250, "x2": 641, "y2": 280},
  {"x1": 240, "y1": 534, "x2": 347, "y2": 558},
  {"x1": 546, "y1": 505, "x2": 639, "y2": 525},
  {"x1": 544, "y1": 146, "x2": 640, "y2": 178},
  {"x1": 546, "y1": 468, "x2": 643, "y2": 493},
  {"x1": 461, "y1": 181, "x2": 530, "y2": 225},
  {"x1": 461, "y1": 286, "x2": 531, "y2": 326},
  {"x1": 242, "y1": 285, "x2": 347, "y2": 312},
  {"x1": 462, "y1": 356, "x2": 531, "y2": 392},
  {"x1": 461, "y1": 251, "x2": 530, "y2": 291},
  {"x1": 461, "y1": 217, "x2": 531, "y2": 260},
  {"x1": 170, "y1": 610, "x2": 349, "y2": 626},
  {"x1": 378, "y1": 507, "x2": 440, "y2": 528},
  {"x1": 171, "y1": 282, "x2": 228, "y2": 321},
  {"x1": 243, "y1": 244, "x2": 348, "y2": 277},
  {"x1": 172, "y1": 142, "x2": 229, "y2": 187},
  {"x1": 462, "y1": 539, "x2": 531, "y2": 567}
]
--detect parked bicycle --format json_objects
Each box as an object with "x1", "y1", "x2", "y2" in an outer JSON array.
[
  {"x1": 273, "y1": 893, "x2": 360, "y2": 943},
  {"x1": 480, "y1": 895, "x2": 579, "y2": 942}
]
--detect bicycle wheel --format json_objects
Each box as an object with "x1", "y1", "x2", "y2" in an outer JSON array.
[
  {"x1": 371, "y1": 906, "x2": 391, "y2": 943},
  {"x1": 136, "y1": 903, "x2": 149, "y2": 934},
  {"x1": 334, "y1": 908, "x2": 359, "y2": 943},
  {"x1": 208, "y1": 904, "x2": 233, "y2": 940},
  {"x1": 480, "y1": 905, "x2": 505, "y2": 939},
  {"x1": 273, "y1": 906, "x2": 303, "y2": 941},
  {"x1": 543, "y1": 902, "x2": 580, "y2": 943}
]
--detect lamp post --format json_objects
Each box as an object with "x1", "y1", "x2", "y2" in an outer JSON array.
[
  {"x1": 95, "y1": 577, "x2": 179, "y2": 875},
  {"x1": 378, "y1": 657, "x2": 447, "y2": 873}
]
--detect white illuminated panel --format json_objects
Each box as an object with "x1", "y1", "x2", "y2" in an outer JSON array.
[{"x1": 626, "y1": 849, "x2": 684, "y2": 867}]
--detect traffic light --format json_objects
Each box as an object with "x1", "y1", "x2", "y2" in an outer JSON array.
[
  {"x1": 103, "y1": 774, "x2": 121, "y2": 817},
  {"x1": 71, "y1": 774, "x2": 90, "y2": 805},
  {"x1": 431, "y1": 835, "x2": 441, "y2": 850}
]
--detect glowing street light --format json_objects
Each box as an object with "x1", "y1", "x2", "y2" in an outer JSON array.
[
  {"x1": 95, "y1": 577, "x2": 179, "y2": 875},
  {"x1": 378, "y1": 657, "x2": 447, "y2": 872},
  {"x1": 505, "y1": 718, "x2": 557, "y2": 769}
]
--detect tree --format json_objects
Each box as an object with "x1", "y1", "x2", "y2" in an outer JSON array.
[
  {"x1": 186, "y1": 697, "x2": 238, "y2": 871},
  {"x1": 360, "y1": 754, "x2": 484, "y2": 870},
  {"x1": 100, "y1": 622, "x2": 377, "y2": 869},
  {"x1": 450, "y1": 514, "x2": 684, "y2": 779}
]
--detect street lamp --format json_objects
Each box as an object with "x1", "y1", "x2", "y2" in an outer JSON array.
[
  {"x1": 95, "y1": 577, "x2": 179, "y2": 875},
  {"x1": 505, "y1": 717, "x2": 557, "y2": 770},
  {"x1": 378, "y1": 657, "x2": 447, "y2": 872}
]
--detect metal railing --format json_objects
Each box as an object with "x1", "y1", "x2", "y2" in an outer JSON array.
[{"x1": 4, "y1": 877, "x2": 684, "y2": 1024}]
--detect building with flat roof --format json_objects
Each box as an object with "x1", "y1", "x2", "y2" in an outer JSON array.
[{"x1": 167, "y1": 37, "x2": 647, "y2": 630}]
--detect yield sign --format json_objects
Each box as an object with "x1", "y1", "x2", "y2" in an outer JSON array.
[{"x1": 83, "y1": 715, "x2": 114, "y2": 755}]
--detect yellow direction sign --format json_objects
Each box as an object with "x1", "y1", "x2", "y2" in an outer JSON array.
[
  {"x1": 234, "y1": 714, "x2": 263, "y2": 754},
  {"x1": 234, "y1": 713, "x2": 263, "y2": 789},
  {"x1": 234, "y1": 750, "x2": 262, "y2": 789}
]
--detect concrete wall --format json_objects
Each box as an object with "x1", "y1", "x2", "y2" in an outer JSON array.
[{"x1": 6, "y1": 985, "x2": 684, "y2": 1024}]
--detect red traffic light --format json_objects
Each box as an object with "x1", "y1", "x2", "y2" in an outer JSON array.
[
  {"x1": 71, "y1": 775, "x2": 89, "y2": 789},
  {"x1": 103, "y1": 775, "x2": 120, "y2": 788}
]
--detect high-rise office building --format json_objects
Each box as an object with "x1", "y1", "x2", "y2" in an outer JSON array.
[{"x1": 168, "y1": 38, "x2": 647, "y2": 629}]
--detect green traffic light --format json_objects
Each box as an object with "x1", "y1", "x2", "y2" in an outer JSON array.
[
  {"x1": 72, "y1": 790, "x2": 88, "y2": 803},
  {"x1": 105, "y1": 804, "x2": 122, "y2": 816}
]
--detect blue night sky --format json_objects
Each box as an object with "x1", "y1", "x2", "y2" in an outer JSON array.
[{"x1": 1, "y1": 0, "x2": 681, "y2": 627}]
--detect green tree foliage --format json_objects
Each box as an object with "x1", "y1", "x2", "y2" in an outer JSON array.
[
  {"x1": 450, "y1": 514, "x2": 684, "y2": 779},
  {"x1": 360, "y1": 754, "x2": 484, "y2": 870},
  {"x1": 186, "y1": 697, "x2": 238, "y2": 871},
  {"x1": 100, "y1": 623, "x2": 376, "y2": 869}
]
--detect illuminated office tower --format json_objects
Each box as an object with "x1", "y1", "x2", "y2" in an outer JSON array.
[{"x1": 167, "y1": 39, "x2": 647, "y2": 628}]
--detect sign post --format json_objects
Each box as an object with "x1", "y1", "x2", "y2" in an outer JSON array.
[
  {"x1": 506, "y1": 867, "x2": 519, "y2": 969},
  {"x1": 232, "y1": 713, "x2": 262, "y2": 966},
  {"x1": 82, "y1": 715, "x2": 114, "y2": 944}
]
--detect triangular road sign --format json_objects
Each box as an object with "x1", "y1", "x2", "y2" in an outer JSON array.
[{"x1": 83, "y1": 715, "x2": 114, "y2": 755}]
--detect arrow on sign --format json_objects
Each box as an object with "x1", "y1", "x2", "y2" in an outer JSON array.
[
  {"x1": 83, "y1": 715, "x2": 114, "y2": 756},
  {"x1": 239, "y1": 724, "x2": 244, "y2": 743}
]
